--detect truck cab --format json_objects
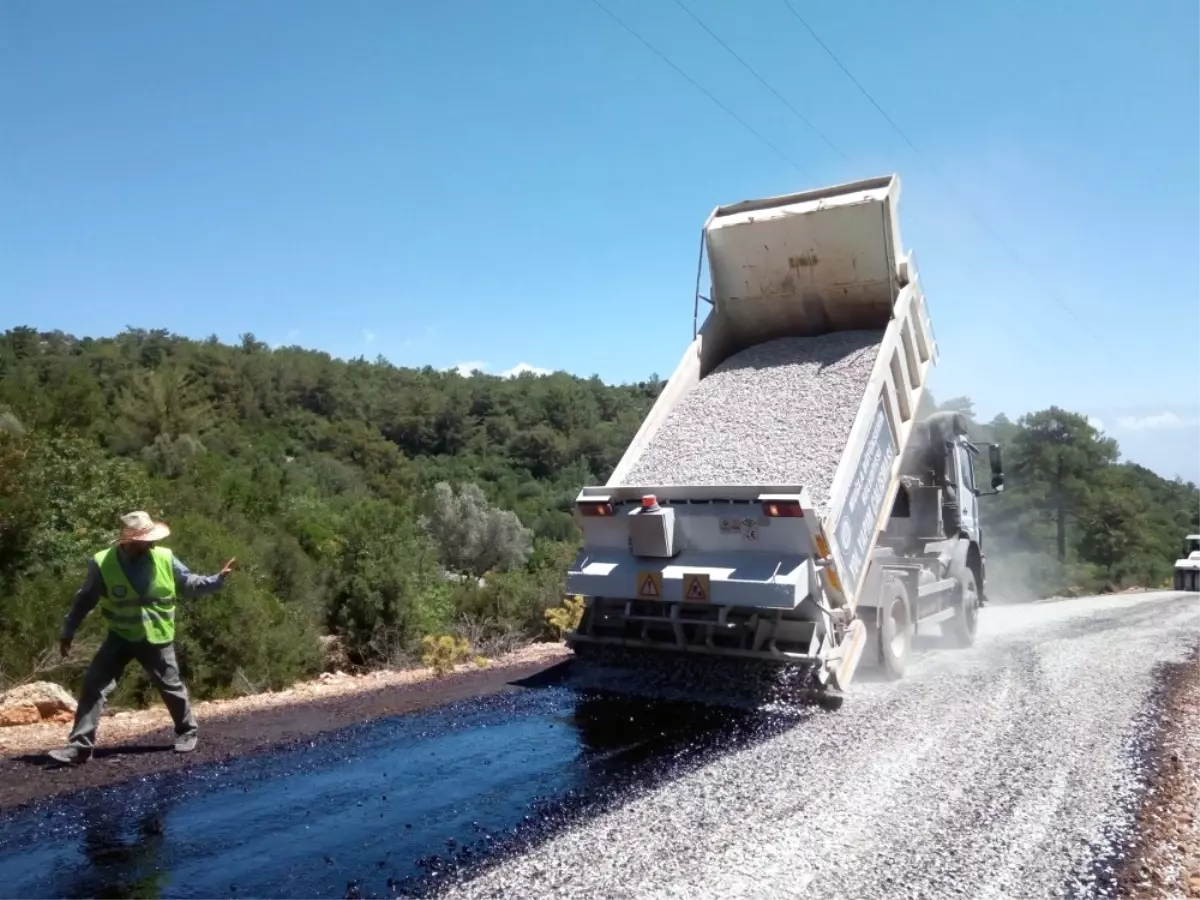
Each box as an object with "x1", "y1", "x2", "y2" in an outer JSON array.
[{"x1": 862, "y1": 411, "x2": 1003, "y2": 675}]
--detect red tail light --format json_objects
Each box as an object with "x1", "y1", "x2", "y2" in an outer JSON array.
[
  {"x1": 762, "y1": 500, "x2": 804, "y2": 518},
  {"x1": 578, "y1": 501, "x2": 615, "y2": 517}
]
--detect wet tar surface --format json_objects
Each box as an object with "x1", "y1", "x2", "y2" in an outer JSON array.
[{"x1": 0, "y1": 677, "x2": 789, "y2": 899}]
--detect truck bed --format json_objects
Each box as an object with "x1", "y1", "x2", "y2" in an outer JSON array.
[{"x1": 619, "y1": 330, "x2": 884, "y2": 516}]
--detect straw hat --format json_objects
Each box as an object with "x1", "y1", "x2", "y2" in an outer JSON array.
[{"x1": 114, "y1": 511, "x2": 171, "y2": 545}]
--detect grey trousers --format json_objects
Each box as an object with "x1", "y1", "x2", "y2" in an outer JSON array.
[{"x1": 67, "y1": 632, "x2": 198, "y2": 753}]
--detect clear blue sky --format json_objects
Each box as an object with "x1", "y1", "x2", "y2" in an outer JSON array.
[{"x1": 2, "y1": 1, "x2": 1197, "y2": 481}]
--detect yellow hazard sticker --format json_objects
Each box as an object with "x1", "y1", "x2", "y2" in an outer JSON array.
[
  {"x1": 682, "y1": 572, "x2": 711, "y2": 603},
  {"x1": 636, "y1": 571, "x2": 663, "y2": 599}
]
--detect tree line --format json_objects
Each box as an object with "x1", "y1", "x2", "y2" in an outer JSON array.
[{"x1": 0, "y1": 327, "x2": 1193, "y2": 703}]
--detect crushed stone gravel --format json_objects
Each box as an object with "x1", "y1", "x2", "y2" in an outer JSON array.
[
  {"x1": 621, "y1": 331, "x2": 884, "y2": 514},
  {"x1": 437, "y1": 591, "x2": 1199, "y2": 900}
]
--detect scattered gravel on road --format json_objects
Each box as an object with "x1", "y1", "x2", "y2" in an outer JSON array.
[
  {"x1": 438, "y1": 592, "x2": 1199, "y2": 900},
  {"x1": 621, "y1": 331, "x2": 883, "y2": 514}
]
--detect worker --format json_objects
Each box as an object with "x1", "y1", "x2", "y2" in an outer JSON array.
[{"x1": 46, "y1": 511, "x2": 235, "y2": 766}]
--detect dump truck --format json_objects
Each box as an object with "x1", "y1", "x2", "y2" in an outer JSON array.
[
  {"x1": 1173, "y1": 535, "x2": 1200, "y2": 591},
  {"x1": 563, "y1": 174, "x2": 1004, "y2": 707}
]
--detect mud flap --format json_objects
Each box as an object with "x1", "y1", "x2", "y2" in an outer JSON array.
[{"x1": 830, "y1": 619, "x2": 868, "y2": 692}]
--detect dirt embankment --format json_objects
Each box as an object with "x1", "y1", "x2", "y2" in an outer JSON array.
[
  {"x1": 1118, "y1": 645, "x2": 1200, "y2": 899},
  {"x1": 0, "y1": 642, "x2": 569, "y2": 811}
]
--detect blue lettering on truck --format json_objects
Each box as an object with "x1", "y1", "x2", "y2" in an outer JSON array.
[{"x1": 833, "y1": 399, "x2": 898, "y2": 597}]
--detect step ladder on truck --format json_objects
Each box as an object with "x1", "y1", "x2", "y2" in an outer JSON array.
[{"x1": 563, "y1": 175, "x2": 1005, "y2": 707}]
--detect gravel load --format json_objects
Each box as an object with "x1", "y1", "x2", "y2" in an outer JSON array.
[
  {"x1": 621, "y1": 331, "x2": 884, "y2": 514},
  {"x1": 439, "y1": 592, "x2": 1200, "y2": 900}
]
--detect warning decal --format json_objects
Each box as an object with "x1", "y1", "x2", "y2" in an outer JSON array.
[
  {"x1": 636, "y1": 571, "x2": 662, "y2": 599},
  {"x1": 682, "y1": 572, "x2": 711, "y2": 603}
]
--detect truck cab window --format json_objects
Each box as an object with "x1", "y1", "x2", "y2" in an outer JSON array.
[{"x1": 960, "y1": 447, "x2": 977, "y2": 494}]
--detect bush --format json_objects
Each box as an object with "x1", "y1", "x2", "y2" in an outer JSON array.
[
  {"x1": 325, "y1": 500, "x2": 452, "y2": 665},
  {"x1": 421, "y1": 482, "x2": 533, "y2": 578},
  {"x1": 0, "y1": 570, "x2": 97, "y2": 692},
  {"x1": 544, "y1": 595, "x2": 584, "y2": 639},
  {"x1": 420, "y1": 634, "x2": 471, "y2": 677}
]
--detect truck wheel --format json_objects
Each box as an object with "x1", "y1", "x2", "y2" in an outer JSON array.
[
  {"x1": 878, "y1": 579, "x2": 911, "y2": 680},
  {"x1": 949, "y1": 568, "x2": 979, "y2": 648},
  {"x1": 1176, "y1": 570, "x2": 1185, "y2": 591}
]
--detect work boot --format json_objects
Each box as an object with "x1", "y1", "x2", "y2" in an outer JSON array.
[
  {"x1": 46, "y1": 745, "x2": 89, "y2": 766},
  {"x1": 174, "y1": 731, "x2": 198, "y2": 754}
]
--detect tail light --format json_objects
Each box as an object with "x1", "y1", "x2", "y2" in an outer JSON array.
[
  {"x1": 761, "y1": 499, "x2": 804, "y2": 518},
  {"x1": 577, "y1": 501, "x2": 615, "y2": 517}
]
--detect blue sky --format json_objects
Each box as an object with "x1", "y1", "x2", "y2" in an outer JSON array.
[{"x1": 2, "y1": 1, "x2": 1197, "y2": 481}]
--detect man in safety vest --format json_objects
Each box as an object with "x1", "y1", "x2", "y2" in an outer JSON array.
[{"x1": 47, "y1": 511, "x2": 236, "y2": 766}]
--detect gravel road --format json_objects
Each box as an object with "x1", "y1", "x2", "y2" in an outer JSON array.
[{"x1": 439, "y1": 591, "x2": 1199, "y2": 900}]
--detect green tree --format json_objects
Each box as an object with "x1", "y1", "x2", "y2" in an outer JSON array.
[
  {"x1": 1004, "y1": 407, "x2": 1118, "y2": 562},
  {"x1": 421, "y1": 482, "x2": 533, "y2": 578}
]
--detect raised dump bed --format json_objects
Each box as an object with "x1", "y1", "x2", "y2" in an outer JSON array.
[
  {"x1": 565, "y1": 175, "x2": 995, "y2": 703},
  {"x1": 606, "y1": 175, "x2": 937, "y2": 605}
]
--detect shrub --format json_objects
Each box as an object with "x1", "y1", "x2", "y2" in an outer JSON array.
[
  {"x1": 544, "y1": 595, "x2": 585, "y2": 639},
  {"x1": 421, "y1": 482, "x2": 533, "y2": 578},
  {"x1": 420, "y1": 634, "x2": 471, "y2": 677},
  {"x1": 325, "y1": 500, "x2": 452, "y2": 665}
]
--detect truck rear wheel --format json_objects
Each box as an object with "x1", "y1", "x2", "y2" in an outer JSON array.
[
  {"x1": 949, "y1": 568, "x2": 979, "y2": 648},
  {"x1": 878, "y1": 579, "x2": 911, "y2": 680}
]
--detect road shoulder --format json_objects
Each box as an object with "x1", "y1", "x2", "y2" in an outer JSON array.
[{"x1": 1118, "y1": 643, "x2": 1200, "y2": 898}]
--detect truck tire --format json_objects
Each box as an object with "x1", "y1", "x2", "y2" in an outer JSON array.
[
  {"x1": 878, "y1": 578, "x2": 911, "y2": 680},
  {"x1": 948, "y1": 567, "x2": 980, "y2": 648}
]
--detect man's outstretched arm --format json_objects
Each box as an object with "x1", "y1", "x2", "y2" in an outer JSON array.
[{"x1": 172, "y1": 555, "x2": 236, "y2": 599}]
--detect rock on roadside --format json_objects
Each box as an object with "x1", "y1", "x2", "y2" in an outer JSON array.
[{"x1": 0, "y1": 682, "x2": 76, "y2": 727}]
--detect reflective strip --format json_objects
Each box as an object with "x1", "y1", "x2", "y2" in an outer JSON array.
[
  {"x1": 110, "y1": 595, "x2": 176, "y2": 610},
  {"x1": 101, "y1": 606, "x2": 175, "y2": 623}
]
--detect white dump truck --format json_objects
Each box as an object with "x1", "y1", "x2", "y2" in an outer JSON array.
[
  {"x1": 564, "y1": 175, "x2": 1004, "y2": 706},
  {"x1": 1173, "y1": 535, "x2": 1200, "y2": 591}
]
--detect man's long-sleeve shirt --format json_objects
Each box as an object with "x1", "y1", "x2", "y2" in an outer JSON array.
[{"x1": 61, "y1": 549, "x2": 225, "y2": 641}]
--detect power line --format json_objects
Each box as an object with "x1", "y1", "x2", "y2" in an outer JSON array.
[
  {"x1": 779, "y1": 0, "x2": 921, "y2": 159},
  {"x1": 778, "y1": 0, "x2": 1100, "y2": 335},
  {"x1": 586, "y1": 0, "x2": 810, "y2": 176},
  {"x1": 668, "y1": 0, "x2": 851, "y2": 164}
]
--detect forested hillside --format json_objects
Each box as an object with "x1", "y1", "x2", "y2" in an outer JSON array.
[{"x1": 0, "y1": 327, "x2": 1194, "y2": 703}]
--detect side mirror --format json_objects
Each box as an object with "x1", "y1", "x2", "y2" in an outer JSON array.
[{"x1": 988, "y1": 444, "x2": 1004, "y2": 490}]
